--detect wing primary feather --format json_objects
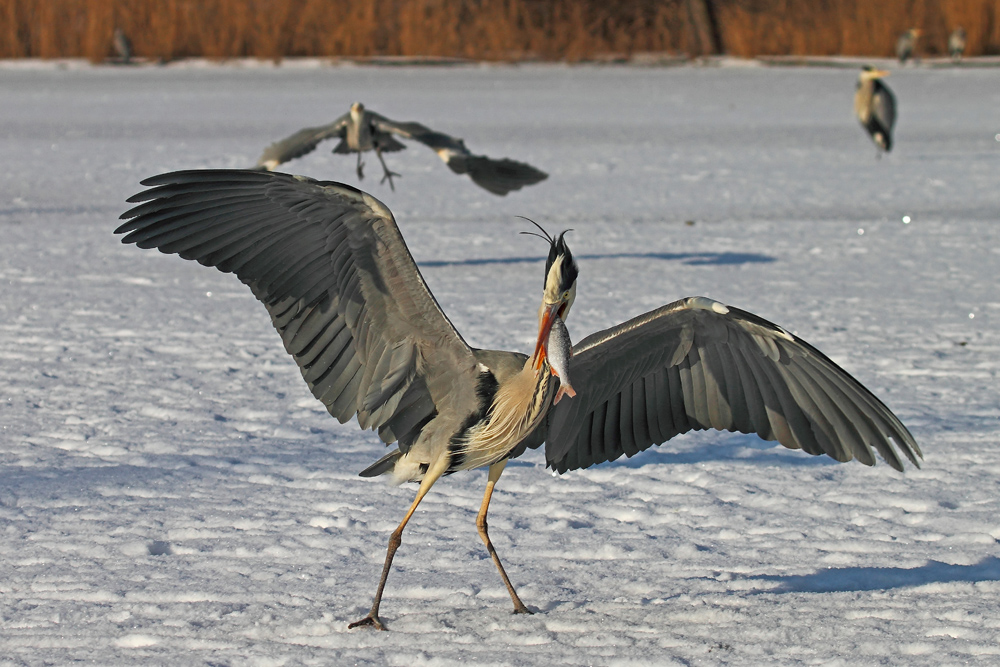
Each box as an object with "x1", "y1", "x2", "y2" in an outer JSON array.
[
  {"x1": 617, "y1": 384, "x2": 638, "y2": 457},
  {"x1": 643, "y1": 374, "x2": 664, "y2": 444},
  {"x1": 589, "y1": 403, "x2": 607, "y2": 465},
  {"x1": 293, "y1": 314, "x2": 347, "y2": 366},
  {"x1": 602, "y1": 394, "x2": 623, "y2": 463},
  {"x1": 330, "y1": 363, "x2": 365, "y2": 422},
  {"x1": 728, "y1": 345, "x2": 774, "y2": 440},
  {"x1": 713, "y1": 344, "x2": 751, "y2": 432},
  {"x1": 301, "y1": 324, "x2": 353, "y2": 383},
  {"x1": 630, "y1": 379, "x2": 652, "y2": 450}
]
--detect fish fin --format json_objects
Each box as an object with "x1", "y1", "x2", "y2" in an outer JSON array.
[{"x1": 553, "y1": 384, "x2": 576, "y2": 405}]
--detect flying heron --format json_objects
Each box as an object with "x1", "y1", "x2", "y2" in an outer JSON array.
[
  {"x1": 855, "y1": 66, "x2": 896, "y2": 154},
  {"x1": 253, "y1": 102, "x2": 548, "y2": 196},
  {"x1": 949, "y1": 27, "x2": 967, "y2": 61},
  {"x1": 896, "y1": 28, "x2": 921, "y2": 64},
  {"x1": 117, "y1": 169, "x2": 921, "y2": 631}
]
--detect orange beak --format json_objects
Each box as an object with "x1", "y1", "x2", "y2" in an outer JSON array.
[{"x1": 532, "y1": 303, "x2": 560, "y2": 370}]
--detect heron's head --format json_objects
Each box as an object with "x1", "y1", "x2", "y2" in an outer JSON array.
[
  {"x1": 350, "y1": 102, "x2": 365, "y2": 118},
  {"x1": 859, "y1": 66, "x2": 890, "y2": 82},
  {"x1": 526, "y1": 226, "x2": 578, "y2": 368}
]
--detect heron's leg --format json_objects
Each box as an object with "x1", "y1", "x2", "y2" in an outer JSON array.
[
  {"x1": 349, "y1": 455, "x2": 448, "y2": 631},
  {"x1": 356, "y1": 151, "x2": 365, "y2": 180},
  {"x1": 476, "y1": 459, "x2": 532, "y2": 615},
  {"x1": 375, "y1": 147, "x2": 401, "y2": 191}
]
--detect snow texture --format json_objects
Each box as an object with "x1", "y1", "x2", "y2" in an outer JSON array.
[{"x1": 1, "y1": 61, "x2": 999, "y2": 665}]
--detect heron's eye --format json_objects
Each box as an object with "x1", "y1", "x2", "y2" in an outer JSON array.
[{"x1": 562, "y1": 290, "x2": 571, "y2": 300}]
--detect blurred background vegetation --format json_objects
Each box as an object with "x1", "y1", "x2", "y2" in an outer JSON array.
[{"x1": 2, "y1": 0, "x2": 998, "y2": 61}]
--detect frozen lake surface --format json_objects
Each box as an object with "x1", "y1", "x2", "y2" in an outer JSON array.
[{"x1": 1, "y1": 61, "x2": 999, "y2": 665}]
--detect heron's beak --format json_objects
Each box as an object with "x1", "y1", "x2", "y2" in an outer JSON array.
[
  {"x1": 532, "y1": 302, "x2": 561, "y2": 370},
  {"x1": 873, "y1": 69, "x2": 890, "y2": 78}
]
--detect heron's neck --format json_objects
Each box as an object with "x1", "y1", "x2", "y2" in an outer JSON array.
[
  {"x1": 855, "y1": 81, "x2": 874, "y2": 120},
  {"x1": 453, "y1": 358, "x2": 554, "y2": 470}
]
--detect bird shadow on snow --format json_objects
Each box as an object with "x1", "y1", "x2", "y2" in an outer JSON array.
[
  {"x1": 419, "y1": 251, "x2": 776, "y2": 269},
  {"x1": 748, "y1": 556, "x2": 1000, "y2": 594},
  {"x1": 598, "y1": 432, "x2": 839, "y2": 470}
]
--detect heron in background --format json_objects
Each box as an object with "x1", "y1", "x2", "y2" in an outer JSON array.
[
  {"x1": 855, "y1": 66, "x2": 896, "y2": 154},
  {"x1": 897, "y1": 28, "x2": 921, "y2": 64},
  {"x1": 117, "y1": 170, "x2": 921, "y2": 630},
  {"x1": 949, "y1": 27, "x2": 967, "y2": 61},
  {"x1": 254, "y1": 102, "x2": 548, "y2": 196},
  {"x1": 112, "y1": 28, "x2": 132, "y2": 64}
]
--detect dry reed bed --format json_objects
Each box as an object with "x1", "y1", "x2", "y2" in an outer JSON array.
[{"x1": 2, "y1": 0, "x2": 999, "y2": 61}]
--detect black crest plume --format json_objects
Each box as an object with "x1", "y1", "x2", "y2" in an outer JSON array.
[{"x1": 517, "y1": 216, "x2": 578, "y2": 292}]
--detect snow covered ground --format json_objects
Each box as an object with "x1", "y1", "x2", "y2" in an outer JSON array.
[{"x1": 1, "y1": 61, "x2": 999, "y2": 665}]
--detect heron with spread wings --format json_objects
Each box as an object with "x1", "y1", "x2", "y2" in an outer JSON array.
[
  {"x1": 855, "y1": 66, "x2": 896, "y2": 154},
  {"x1": 254, "y1": 102, "x2": 548, "y2": 196},
  {"x1": 117, "y1": 170, "x2": 921, "y2": 631}
]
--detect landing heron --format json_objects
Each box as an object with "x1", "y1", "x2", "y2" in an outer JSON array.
[
  {"x1": 117, "y1": 169, "x2": 921, "y2": 630},
  {"x1": 254, "y1": 102, "x2": 548, "y2": 196}
]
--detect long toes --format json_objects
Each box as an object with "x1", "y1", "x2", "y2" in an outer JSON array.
[
  {"x1": 348, "y1": 615, "x2": 388, "y2": 631},
  {"x1": 513, "y1": 605, "x2": 534, "y2": 615}
]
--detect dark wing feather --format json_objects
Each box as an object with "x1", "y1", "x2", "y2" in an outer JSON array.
[
  {"x1": 870, "y1": 81, "x2": 896, "y2": 151},
  {"x1": 254, "y1": 114, "x2": 350, "y2": 169},
  {"x1": 544, "y1": 297, "x2": 921, "y2": 473},
  {"x1": 117, "y1": 169, "x2": 480, "y2": 451},
  {"x1": 368, "y1": 112, "x2": 547, "y2": 196}
]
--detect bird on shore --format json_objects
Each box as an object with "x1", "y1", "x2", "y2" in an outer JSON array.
[
  {"x1": 117, "y1": 169, "x2": 921, "y2": 631},
  {"x1": 855, "y1": 66, "x2": 896, "y2": 154},
  {"x1": 949, "y1": 27, "x2": 967, "y2": 61},
  {"x1": 897, "y1": 28, "x2": 921, "y2": 64},
  {"x1": 112, "y1": 28, "x2": 133, "y2": 64},
  {"x1": 253, "y1": 102, "x2": 548, "y2": 196}
]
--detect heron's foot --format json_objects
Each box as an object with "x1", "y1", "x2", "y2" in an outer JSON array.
[
  {"x1": 512, "y1": 602, "x2": 534, "y2": 615},
  {"x1": 348, "y1": 614, "x2": 388, "y2": 631},
  {"x1": 380, "y1": 170, "x2": 401, "y2": 191},
  {"x1": 357, "y1": 161, "x2": 366, "y2": 180}
]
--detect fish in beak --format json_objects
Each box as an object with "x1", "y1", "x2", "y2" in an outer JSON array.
[
  {"x1": 533, "y1": 302, "x2": 561, "y2": 370},
  {"x1": 546, "y1": 316, "x2": 576, "y2": 404}
]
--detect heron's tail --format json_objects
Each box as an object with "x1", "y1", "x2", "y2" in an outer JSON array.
[{"x1": 359, "y1": 449, "x2": 402, "y2": 478}]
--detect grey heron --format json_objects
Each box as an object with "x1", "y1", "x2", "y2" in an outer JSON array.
[
  {"x1": 855, "y1": 66, "x2": 896, "y2": 154},
  {"x1": 897, "y1": 28, "x2": 921, "y2": 64},
  {"x1": 253, "y1": 102, "x2": 548, "y2": 196},
  {"x1": 113, "y1": 28, "x2": 132, "y2": 64},
  {"x1": 117, "y1": 169, "x2": 921, "y2": 631},
  {"x1": 949, "y1": 27, "x2": 967, "y2": 61}
]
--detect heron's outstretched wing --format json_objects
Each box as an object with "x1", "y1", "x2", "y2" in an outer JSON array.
[
  {"x1": 368, "y1": 112, "x2": 548, "y2": 196},
  {"x1": 543, "y1": 297, "x2": 921, "y2": 473},
  {"x1": 117, "y1": 169, "x2": 481, "y2": 452},
  {"x1": 254, "y1": 113, "x2": 350, "y2": 170}
]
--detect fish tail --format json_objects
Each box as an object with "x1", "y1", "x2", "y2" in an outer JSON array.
[{"x1": 553, "y1": 384, "x2": 576, "y2": 405}]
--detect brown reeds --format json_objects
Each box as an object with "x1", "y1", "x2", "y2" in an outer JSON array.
[
  {"x1": 717, "y1": 0, "x2": 1000, "y2": 57},
  {"x1": 0, "y1": 0, "x2": 998, "y2": 62}
]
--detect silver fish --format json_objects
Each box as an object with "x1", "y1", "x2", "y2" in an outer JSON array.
[{"x1": 547, "y1": 316, "x2": 576, "y2": 404}]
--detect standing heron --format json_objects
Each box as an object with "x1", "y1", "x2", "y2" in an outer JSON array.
[
  {"x1": 897, "y1": 28, "x2": 921, "y2": 64},
  {"x1": 117, "y1": 169, "x2": 921, "y2": 631},
  {"x1": 112, "y1": 28, "x2": 133, "y2": 64},
  {"x1": 855, "y1": 66, "x2": 896, "y2": 154},
  {"x1": 949, "y1": 27, "x2": 967, "y2": 61},
  {"x1": 253, "y1": 102, "x2": 548, "y2": 196}
]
